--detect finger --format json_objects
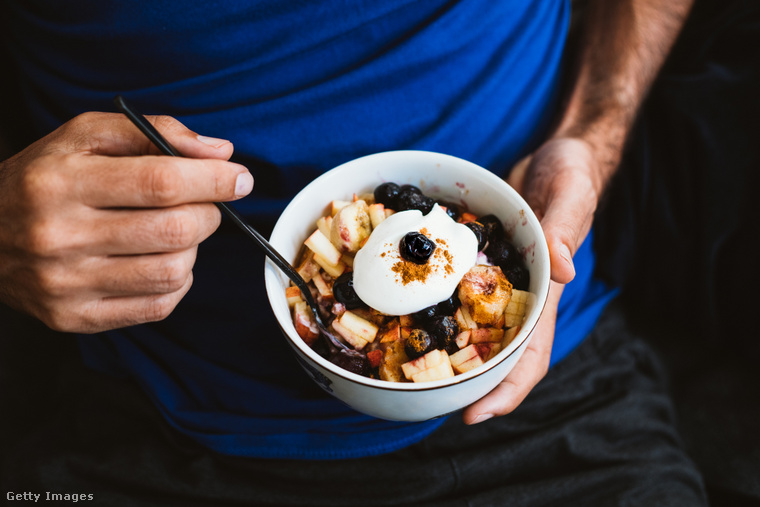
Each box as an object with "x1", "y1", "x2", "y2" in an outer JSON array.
[
  {"x1": 75, "y1": 154, "x2": 253, "y2": 208},
  {"x1": 538, "y1": 173, "x2": 596, "y2": 284},
  {"x1": 85, "y1": 204, "x2": 221, "y2": 255},
  {"x1": 63, "y1": 112, "x2": 234, "y2": 160},
  {"x1": 463, "y1": 282, "x2": 564, "y2": 424},
  {"x1": 75, "y1": 274, "x2": 194, "y2": 333},
  {"x1": 89, "y1": 249, "x2": 198, "y2": 297},
  {"x1": 542, "y1": 215, "x2": 583, "y2": 285}
]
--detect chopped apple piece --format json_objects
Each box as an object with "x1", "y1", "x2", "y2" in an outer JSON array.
[
  {"x1": 293, "y1": 301, "x2": 319, "y2": 346},
  {"x1": 339, "y1": 310, "x2": 379, "y2": 345},
  {"x1": 311, "y1": 272, "x2": 333, "y2": 298},
  {"x1": 379, "y1": 339, "x2": 409, "y2": 382},
  {"x1": 504, "y1": 289, "x2": 529, "y2": 327},
  {"x1": 512, "y1": 289, "x2": 529, "y2": 304},
  {"x1": 349, "y1": 307, "x2": 374, "y2": 321},
  {"x1": 449, "y1": 344, "x2": 484, "y2": 374},
  {"x1": 378, "y1": 320, "x2": 401, "y2": 343},
  {"x1": 454, "y1": 305, "x2": 478, "y2": 330},
  {"x1": 368, "y1": 203, "x2": 387, "y2": 229},
  {"x1": 331, "y1": 301, "x2": 346, "y2": 318},
  {"x1": 401, "y1": 349, "x2": 447, "y2": 380},
  {"x1": 316, "y1": 215, "x2": 333, "y2": 239},
  {"x1": 313, "y1": 254, "x2": 346, "y2": 278},
  {"x1": 332, "y1": 318, "x2": 369, "y2": 350},
  {"x1": 330, "y1": 199, "x2": 351, "y2": 216},
  {"x1": 296, "y1": 251, "x2": 320, "y2": 283},
  {"x1": 470, "y1": 327, "x2": 504, "y2": 344},
  {"x1": 502, "y1": 326, "x2": 520, "y2": 347},
  {"x1": 399, "y1": 314, "x2": 415, "y2": 327},
  {"x1": 475, "y1": 342, "x2": 502, "y2": 362},
  {"x1": 411, "y1": 357, "x2": 455, "y2": 383},
  {"x1": 330, "y1": 200, "x2": 371, "y2": 253},
  {"x1": 357, "y1": 192, "x2": 376, "y2": 205},
  {"x1": 285, "y1": 286, "x2": 303, "y2": 306},
  {"x1": 385, "y1": 209, "x2": 395, "y2": 218},
  {"x1": 454, "y1": 330, "x2": 471, "y2": 349},
  {"x1": 367, "y1": 349, "x2": 383, "y2": 368},
  {"x1": 305, "y1": 229, "x2": 342, "y2": 265}
]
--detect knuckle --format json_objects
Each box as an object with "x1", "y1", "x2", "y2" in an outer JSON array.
[
  {"x1": 24, "y1": 220, "x2": 60, "y2": 256},
  {"x1": 34, "y1": 268, "x2": 66, "y2": 297},
  {"x1": 42, "y1": 306, "x2": 78, "y2": 333},
  {"x1": 64, "y1": 112, "x2": 94, "y2": 133},
  {"x1": 198, "y1": 203, "x2": 222, "y2": 236},
  {"x1": 160, "y1": 209, "x2": 199, "y2": 249},
  {"x1": 18, "y1": 160, "x2": 58, "y2": 200},
  {"x1": 156, "y1": 256, "x2": 191, "y2": 292},
  {"x1": 143, "y1": 163, "x2": 183, "y2": 204},
  {"x1": 62, "y1": 112, "x2": 101, "y2": 142},
  {"x1": 143, "y1": 295, "x2": 177, "y2": 323},
  {"x1": 150, "y1": 115, "x2": 181, "y2": 132}
]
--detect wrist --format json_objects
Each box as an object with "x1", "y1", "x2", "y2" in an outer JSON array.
[{"x1": 549, "y1": 113, "x2": 629, "y2": 198}]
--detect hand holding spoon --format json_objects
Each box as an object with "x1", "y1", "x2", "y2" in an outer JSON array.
[{"x1": 113, "y1": 95, "x2": 370, "y2": 373}]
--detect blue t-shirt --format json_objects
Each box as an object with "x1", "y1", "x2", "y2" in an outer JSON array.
[{"x1": 6, "y1": 0, "x2": 616, "y2": 459}]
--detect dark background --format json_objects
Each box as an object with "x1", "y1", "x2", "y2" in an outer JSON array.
[{"x1": 2, "y1": 0, "x2": 759, "y2": 504}]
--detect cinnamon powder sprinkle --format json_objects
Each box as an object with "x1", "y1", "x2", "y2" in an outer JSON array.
[{"x1": 392, "y1": 236, "x2": 454, "y2": 285}]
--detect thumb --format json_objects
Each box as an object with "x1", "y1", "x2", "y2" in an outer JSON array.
[
  {"x1": 540, "y1": 194, "x2": 595, "y2": 284},
  {"x1": 508, "y1": 140, "x2": 598, "y2": 285},
  {"x1": 145, "y1": 115, "x2": 235, "y2": 161},
  {"x1": 68, "y1": 112, "x2": 235, "y2": 161}
]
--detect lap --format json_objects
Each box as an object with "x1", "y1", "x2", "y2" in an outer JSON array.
[{"x1": 1, "y1": 300, "x2": 707, "y2": 506}]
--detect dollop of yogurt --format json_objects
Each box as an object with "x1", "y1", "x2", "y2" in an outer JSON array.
[{"x1": 353, "y1": 204, "x2": 478, "y2": 315}]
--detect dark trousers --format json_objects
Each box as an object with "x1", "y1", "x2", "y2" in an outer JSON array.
[{"x1": 1, "y1": 301, "x2": 707, "y2": 506}]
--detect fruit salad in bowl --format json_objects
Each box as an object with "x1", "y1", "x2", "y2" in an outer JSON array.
[
  {"x1": 288, "y1": 181, "x2": 534, "y2": 384},
  {"x1": 265, "y1": 151, "x2": 550, "y2": 421}
]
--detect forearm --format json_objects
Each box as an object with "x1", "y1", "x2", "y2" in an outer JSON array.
[{"x1": 554, "y1": 0, "x2": 694, "y2": 193}]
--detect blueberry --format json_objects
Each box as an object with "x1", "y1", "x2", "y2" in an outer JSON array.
[
  {"x1": 479, "y1": 214, "x2": 505, "y2": 240},
  {"x1": 413, "y1": 305, "x2": 439, "y2": 324},
  {"x1": 332, "y1": 272, "x2": 365, "y2": 309},
  {"x1": 437, "y1": 200, "x2": 462, "y2": 221},
  {"x1": 426, "y1": 316, "x2": 459, "y2": 354},
  {"x1": 435, "y1": 293, "x2": 460, "y2": 315},
  {"x1": 485, "y1": 236, "x2": 520, "y2": 269},
  {"x1": 400, "y1": 232, "x2": 436, "y2": 264},
  {"x1": 463, "y1": 221, "x2": 488, "y2": 251},
  {"x1": 503, "y1": 264, "x2": 530, "y2": 291},
  {"x1": 374, "y1": 182, "x2": 401, "y2": 209},
  {"x1": 404, "y1": 329, "x2": 436, "y2": 359},
  {"x1": 400, "y1": 184, "x2": 422, "y2": 195},
  {"x1": 397, "y1": 189, "x2": 435, "y2": 214},
  {"x1": 330, "y1": 351, "x2": 371, "y2": 377}
]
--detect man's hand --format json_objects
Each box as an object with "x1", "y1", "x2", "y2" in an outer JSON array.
[
  {"x1": 463, "y1": 0, "x2": 693, "y2": 424},
  {"x1": 0, "y1": 112, "x2": 253, "y2": 333},
  {"x1": 462, "y1": 139, "x2": 598, "y2": 425}
]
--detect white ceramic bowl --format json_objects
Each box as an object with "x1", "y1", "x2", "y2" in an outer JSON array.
[{"x1": 265, "y1": 150, "x2": 550, "y2": 421}]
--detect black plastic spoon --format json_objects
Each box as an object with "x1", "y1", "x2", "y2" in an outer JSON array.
[{"x1": 113, "y1": 95, "x2": 368, "y2": 367}]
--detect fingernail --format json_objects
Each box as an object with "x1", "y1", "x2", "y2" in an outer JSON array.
[
  {"x1": 235, "y1": 172, "x2": 253, "y2": 197},
  {"x1": 197, "y1": 135, "x2": 230, "y2": 148},
  {"x1": 470, "y1": 413, "x2": 494, "y2": 425},
  {"x1": 559, "y1": 244, "x2": 575, "y2": 278}
]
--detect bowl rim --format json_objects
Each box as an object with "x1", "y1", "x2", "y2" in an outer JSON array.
[{"x1": 265, "y1": 150, "x2": 551, "y2": 392}]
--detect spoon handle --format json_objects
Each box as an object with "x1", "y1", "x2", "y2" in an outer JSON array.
[{"x1": 112, "y1": 95, "x2": 311, "y2": 297}]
